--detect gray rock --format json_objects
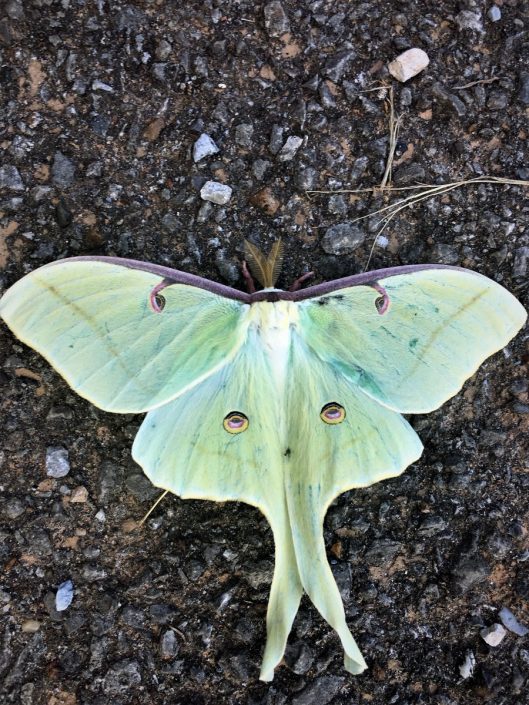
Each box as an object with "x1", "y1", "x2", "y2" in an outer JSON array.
[
  {"x1": 394, "y1": 163, "x2": 426, "y2": 185},
  {"x1": 430, "y1": 242, "x2": 459, "y2": 264},
  {"x1": 235, "y1": 123, "x2": 254, "y2": 147},
  {"x1": 324, "y1": 49, "x2": 355, "y2": 83},
  {"x1": 432, "y1": 83, "x2": 467, "y2": 116},
  {"x1": 365, "y1": 539, "x2": 402, "y2": 566},
  {"x1": 121, "y1": 606, "x2": 145, "y2": 628},
  {"x1": 292, "y1": 676, "x2": 345, "y2": 705},
  {"x1": 55, "y1": 580, "x2": 74, "y2": 611},
  {"x1": 332, "y1": 562, "x2": 351, "y2": 601},
  {"x1": 263, "y1": 1, "x2": 290, "y2": 37},
  {"x1": 480, "y1": 623, "x2": 507, "y2": 646},
  {"x1": 519, "y1": 72, "x2": 529, "y2": 105},
  {"x1": 327, "y1": 194, "x2": 347, "y2": 215},
  {"x1": 488, "y1": 6, "x2": 501, "y2": 22},
  {"x1": 149, "y1": 603, "x2": 178, "y2": 624},
  {"x1": 350, "y1": 155, "x2": 369, "y2": 182},
  {"x1": 322, "y1": 222, "x2": 366, "y2": 255},
  {"x1": 487, "y1": 91, "x2": 509, "y2": 110},
  {"x1": 160, "y1": 629, "x2": 179, "y2": 659},
  {"x1": 0, "y1": 165, "x2": 24, "y2": 191},
  {"x1": 278, "y1": 136, "x2": 303, "y2": 162},
  {"x1": 193, "y1": 133, "x2": 219, "y2": 162},
  {"x1": 215, "y1": 249, "x2": 239, "y2": 284},
  {"x1": 455, "y1": 10, "x2": 483, "y2": 32},
  {"x1": 295, "y1": 166, "x2": 318, "y2": 190},
  {"x1": 98, "y1": 461, "x2": 123, "y2": 506},
  {"x1": 459, "y1": 650, "x2": 476, "y2": 679},
  {"x1": 125, "y1": 473, "x2": 158, "y2": 501},
  {"x1": 46, "y1": 446, "x2": 70, "y2": 478},
  {"x1": 513, "y1": 247, "x2": 529, "y2": 278},
  {"x1": 247, "y1": 561, "x2": 273, "y2": 589},
  {"x1": 51, "y1": 152, "x2": 76, "y2": 188},
  {"x1": 499, "y1": 607, "x2": 528, "y2": 636},
  {"x1": 103, "y1": 659, "x2": 142, "y2": 695},
  {"x1": 284, "y1": 641, "x2": 314, "y2": 674},
  {"x1": 269, "y1": 124, "x2": 284, "y2": 155},
  {"x1": 200, "y1": 181, "x2": 232, "y2": 205},
  {"x1": 452, "y1": 556, "x2": 490, "y2": 593},
  {"x1": 6, "y1": 0, "x2": 25, "y2": 20},
  {"x1": 156, "y1": 39, "x2": 172, "y2": 60},
  {"x1": 197, "y1": 201, "x2": 213, "y2": 223},
  {"x1": 4, "y1": 498, "x2": 24, "y2": 519},
  {"x1": 161, "y1": 211, "x2": 180, "y2": 233},
  {"x1": 86, "y1": 161, "x2": 103, "y2": 177},
  {"x1": 252, "y1": 159, "x2": 271, "y2": 180},
  {"x1": 319, "y1": 81, "x2": 336, "y2": 108}
]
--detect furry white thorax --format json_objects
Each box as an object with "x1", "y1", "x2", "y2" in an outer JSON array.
[{"x1": 247, "y1": 299, "x2": 299, "y2": 393}]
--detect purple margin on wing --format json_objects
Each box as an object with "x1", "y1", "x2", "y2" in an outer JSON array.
[{"x1": 44, "y1": 257, "x2": 478, "y2": 303}]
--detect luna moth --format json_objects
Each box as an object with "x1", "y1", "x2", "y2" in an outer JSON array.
[{"x1": 0, "y1": 243, "x2": 526, "y2": 682}]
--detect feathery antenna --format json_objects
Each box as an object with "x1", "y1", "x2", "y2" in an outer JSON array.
[{"x1": 244, "y1": 239, "x2": 284, "y2": 288}]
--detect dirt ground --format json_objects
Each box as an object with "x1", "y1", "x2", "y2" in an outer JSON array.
[{"x1": 1, "y1": 1, "x2": 528, "y2": 704}]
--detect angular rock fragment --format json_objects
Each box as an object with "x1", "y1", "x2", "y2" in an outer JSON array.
[{"x1": 388, "y1": 48, "x2": 429, "y2": 83}]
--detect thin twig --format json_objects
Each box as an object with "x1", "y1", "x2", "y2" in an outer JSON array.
[
  {"x1": 379, "y1": 86, "x2": 401, "y2": 190},
  {"x1": 453, "y1": 77, "x2": 500, "y2": 90},
  {"x1": 140, "y1": 489, "x2": 169, "y2": 526}
]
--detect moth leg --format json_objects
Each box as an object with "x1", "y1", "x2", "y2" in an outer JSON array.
[
  {"x1": 288, "y1": 271, "x2": 315, "y2": 292},
  {"x1": 241, "y1": 259, "x2": 257, "y2": 293}
]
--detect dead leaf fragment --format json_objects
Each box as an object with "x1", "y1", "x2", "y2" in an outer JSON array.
[
  {"x1": 28, "y1": 59, "x2": 45, "y2": 97},
  {"x1": 249, "y1": 187, "x2": 280, "y2": 215},
  {"x1": 143, "y1": 117, "x2": 165, "y2": 142}
]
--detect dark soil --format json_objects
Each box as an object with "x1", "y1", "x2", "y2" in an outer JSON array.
[{"x1": 1, "y1": 1, "x2": 528, "y2": 704}]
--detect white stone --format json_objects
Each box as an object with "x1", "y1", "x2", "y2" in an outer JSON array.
[
  {"x1": 388, "y1": 48, "x2": 430, "y2": 83},
  {"x1": 200, "y1": 181, "x2": 232, "y2": 205},
  {"x1": 193, "y1": 134, "x2": 219, "y2": 162},
  {"x1": 488, "y1": 6, "x2": 501, "y2": 22},
  {"x1": 55, "y1": 580, "x2": 74, "y2": 612},
  {"x1": 46, "y1": 446, "x2": 70, "y2": 478},
  {"x1": 480, "y1": 623, "x2": 507, "y2": 647}
]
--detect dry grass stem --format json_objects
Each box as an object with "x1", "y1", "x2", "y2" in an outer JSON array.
[{"x1": 140, "y1": 489, "x2": 169, "y2": 525}]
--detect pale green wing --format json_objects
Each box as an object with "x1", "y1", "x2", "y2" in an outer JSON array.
[
  {"x1": 298, "y1": 268, "x2": 527, "y2": 413},
  {"x1": 132, "y1": 330, "x2": 304, "y2": 682},
  {"x1": 284, "y1": 333, "x2": 423, "y2": 676},
  {"x1": 0, "y1": 260, "x2": 249, "y2": 413}
]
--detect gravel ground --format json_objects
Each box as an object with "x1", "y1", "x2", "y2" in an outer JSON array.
[{"x1": 1, "y1": 1, "x2": 529, "y2": 704}]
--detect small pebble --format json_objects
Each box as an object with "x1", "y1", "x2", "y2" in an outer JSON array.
[
  {"x1": 480, "y1": 623, "x2": 507, "y2": 646},
  {"x1": 46, "y1": 446, "x2": 70, "y2": 478},
  {"x1": 21, "y1": 620, "x2": 41, "y2": 633},
  {"x1": 455, "y1": 10, "x2": 484, "y2": 32},
  {"x1": 459, "y1": 650, "x2": 476, "y2": 679},
  {"x1": 55, "y1": 580, "x2": 74, "y2": 612},
  {"x1": 193, "y1": 134, "x2": 219, "y2": 162},
  {"x1": 499, "y1": 607, "x2": 529, "y2": 636},
  {"x1": 0, "y1": 165, "x2": 25, "y2": 191},
  {"x1": 263, "y1": 1, "x2": 290, "y2": 38},
  {"x1": 278, "y1": 136, "x2": 303, "y2": 162},
  {"x1": 519, "y1": 72, "x2": 529, "y2": 105},
  {"x1": 70, "y1": 486, "x2": 88, "y2": 503},
  {"x1": 388, "y1": 48, "x2": 430, "y2": 83},
  {"x1": 322, "y1": 223, "x2": 366, "y2": 255},
  {"x1": 235, "y1": 123, "x2": 254, "y2": 148},
  {"x1": 160, "y1": 629, "x2": 179, "y2": 659},
  {"x1": 51, "y1": 151, "x2": 76, "y2": 189},
  {"x1": 200, "y1": 181, "x2": 232, "y2": 205},
  {"x1": 488, "y1": 6, "x2": 501, "y2": 22}
]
